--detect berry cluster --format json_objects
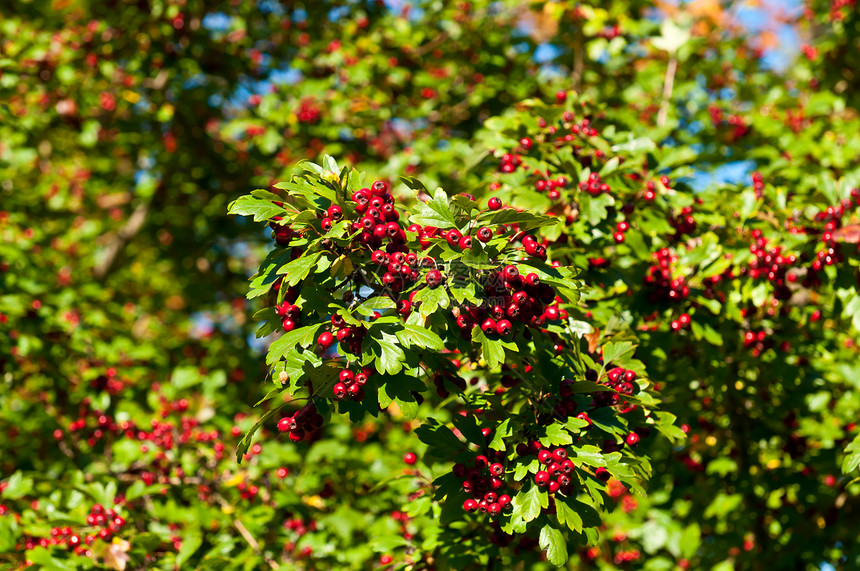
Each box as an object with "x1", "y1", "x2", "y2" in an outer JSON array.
[
  {"x1": 332, "y1": 366, "x2": 373, "y2": 401},
  {"x1": 595, "y1": 367, "x2": 639, "y2": 411},
  {"x1": 643, "y1": 248, "x2": 689, "y2": 303},
  {"x1": 455, "y1": 454, "x2": 514, "y2": 517},
  {"x1": 670, "y1": 205, "x2": 696, "y2": 237},
  {"x1": 752, "y1": 171, "x2": 765, "y2": 197},
  {"x1": 453, "y1": 263, "x2": 559, "y2": 339},
  {"x1": 277, "y1": 403, "x2": 324, "y2": 442},
  {"x1": 743, "y1": 329, "x2": 773, "y2": 357},
  {"x1": 578, "y1": 171, "x2": 611, "y2": 196},
  {"x1": 532, "y1": 170, "x2": 569, "y2": 202},
  {"x1": 328, "y1": 313, "x2": 368, "y2": 355},
  {"x1": 17, "y1": 503, "x2": 127, "y2": 558},
  {"x1": 498, "y1": 153, "x2": 523, "y2": 174},
  {"x1": 296, "y1": 97, "x2": 321, "y2": 124},
  {"x1": 669, "y1": 312, "x2": 692, "y2": 332},
  {"x1": 742, "y1": 230, "x2": 794, "y2": 300},
  {"x1": 532, "y1": 446, "x2": 576, "y2": 495}
]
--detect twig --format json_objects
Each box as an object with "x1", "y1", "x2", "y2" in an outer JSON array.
[
  {"x1": 214, "y1": 494, "x2": 281, "y2": 569},
  {"x1": 572, "y1": 31, "x2": 584, "y2": 92},
  {"x1": 657, "y1": 56, "x2": 678, "y2": 128},
  {"x1": 93, "y1": 201, "x2": 150, "y2": 279}
]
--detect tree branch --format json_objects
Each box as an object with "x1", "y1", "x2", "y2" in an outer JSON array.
[
  {"x1": 93, "y1": 201, "x2": 150, "y2": 279},
  {"x1": 657, "y1": 56, "x2": 678, "y2": 128}
]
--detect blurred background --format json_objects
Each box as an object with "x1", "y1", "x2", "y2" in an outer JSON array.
[{"x1": 1, "y1": 0, "x2": 859, "y2": 569}]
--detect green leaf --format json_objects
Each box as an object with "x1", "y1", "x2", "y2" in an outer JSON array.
[
  {"x1": 508, "y1": 484, "x2": 545, "y2": 532},
  {"x1": 176, "y1": 530, "x2": 203, "y2": 568},
  {"x1": 555, "y1": 498, "x2": 583, "y2": 532},
  {"x1": 471, "y1": 326, "x2": 506, "y2": 369},
  {"x1": 236, "y1": 406, "x2": 284, "y2": 462},
  {"x1": 1, "y1": 472, "x2": 33, "y2": 500},
  {"x1": 395, "y1": 397, "x2": 419, "y2": 420},
  {"x1": 227, "y1": 196, "x2": 285, "y2": 221},
  {"x1": 354, "y1": 295, "x2": 396, "y2": 316},
  {"x1": 843, "y1": 435, "x2": 860, "y2": 474},
  {"x1": 654, "y1": 411, "x2": 687, "y2": 444},
  {"x1": 396, "y1": 324, "x2": 445, "y2": 351},
  {"x1": 25, "y1": 547, "x2": 77, "y2": 571},
  {"x1": 601, "y1": 341, "x2": 636, "y2": 367},
  {"x1": 573, "y1": 445, "x2": 607, "y2": 467},
  {"x1": 488, "y1": 418, "x2": 512, "y2": 451},
  {"x1": 679, "y1": 523, "x2": 701, "y2": 559},
  {"x1": 414, "y1": 286, "x2": 450, "y2": 316},
  {"x1": 611, "y1": 137, "x2": 657, "y2": 154},
  {"x1": 579, "y1": 193, "x2": 615, "y2": 226},
  {"x1": 416, "y1": 418, "x2": 464, "y2": 459},
  {"x1": 410, "y1": 187, "x2": 457, "y2": 228},
  {"x1": 651, "y1": 19, "x2": 691, "y2": 53},
  {"x1": 400, "y1": 175, "x2": 428, "y2": 193},
  {"x1": 486, "y1": 208, "x2": 557, "y2": 231},
  {"x1": 540, "y1": 423, "x2": 573, "y2": 447},
  {"x1": 277, "y1": 251, "x2": 323, "y2": 286},
  {"x1": 266, "y1": 323, "x2": 324, "y2": 366},
  {"x1": 539, "y1": 525, "x2": 568, "y2": 566},
  {"x1": 599, "y1": 156, "x2": 620, "y2": 176},
  {"x1": 451, "y1": 413, "x2": 485, "y2": 445},
  {"x1": 366, "y1": 331, "x2": 406, "y2": 375}
]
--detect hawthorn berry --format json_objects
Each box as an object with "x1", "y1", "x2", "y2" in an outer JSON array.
[
  {"x1": 317, "y1": 332, "x2": 334, "y2": 350},
  {"x1": 426, "y1": 270, "x2": 443, "y2": 288},
  {"x1": 333, "y1": 383, "x2": 347, "y2": 399},
  {"x1": 495, "y1": 319, "x2": 512, "y2": 336},
  {"x1": 488, "y1": 197, "x2": 503, "y2": 210},
  {"x1": 403, "y1": 452, "x2": 417, "y2": 465},
  {"x1": 481, "y1": 318, "x2": 497, "y2": 335},
  {"x1": 535, "y1": 470, "x2": 551, "y2": 486},
  {"x1": 538, "y1": 449, "x2": 553, "y2": 465}
]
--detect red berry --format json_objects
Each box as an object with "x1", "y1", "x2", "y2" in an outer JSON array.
[
  {"x1": 481, "y1": 318, "x2": 497, "y2": 335},
  {"x1": 551, "y1": 448, "x2": 567, "y2": 462},
  {"x1": 403, "y1": 452, "x2": 417, "y2": 465},
  {"x1": 426, "y1": 269, "x2": 443, "y2": 288},
  {"x1": 544, "y1": 306, "x2": 560, "y2": 321},
  {"x1": 333, "y1": 383, "x2": 347, "y2": 399},
  {"x1": 625, "y1": 433, "x2": 640, "y2": 446},
  {"x1": 520, "y1": 137, "x2": 533, "y2": 150},
  {"x1": 495, "y1": 319, "x2": 513, "y2": 336},
  {"x1": 477, "y1": 227, "x2": 493, "y2": 242},
  {"x1": 464, "y1": 499, "x2": 478, "y2": 513},
  {"x1": 538, "y1": 449, "x2": 553, "y2": 465},
  {"x1": 535, "y1": 470, "x2": 551, "y2": 486},
  {"x1": 327, "y1": 204, "x2": 342, "y2": 220},
  {"x1": 488, "y1": 197, "x2": 503, "y2": 210},
  {"x1": 317, "y1": 332, "x2": 334, "y2": 350}
]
